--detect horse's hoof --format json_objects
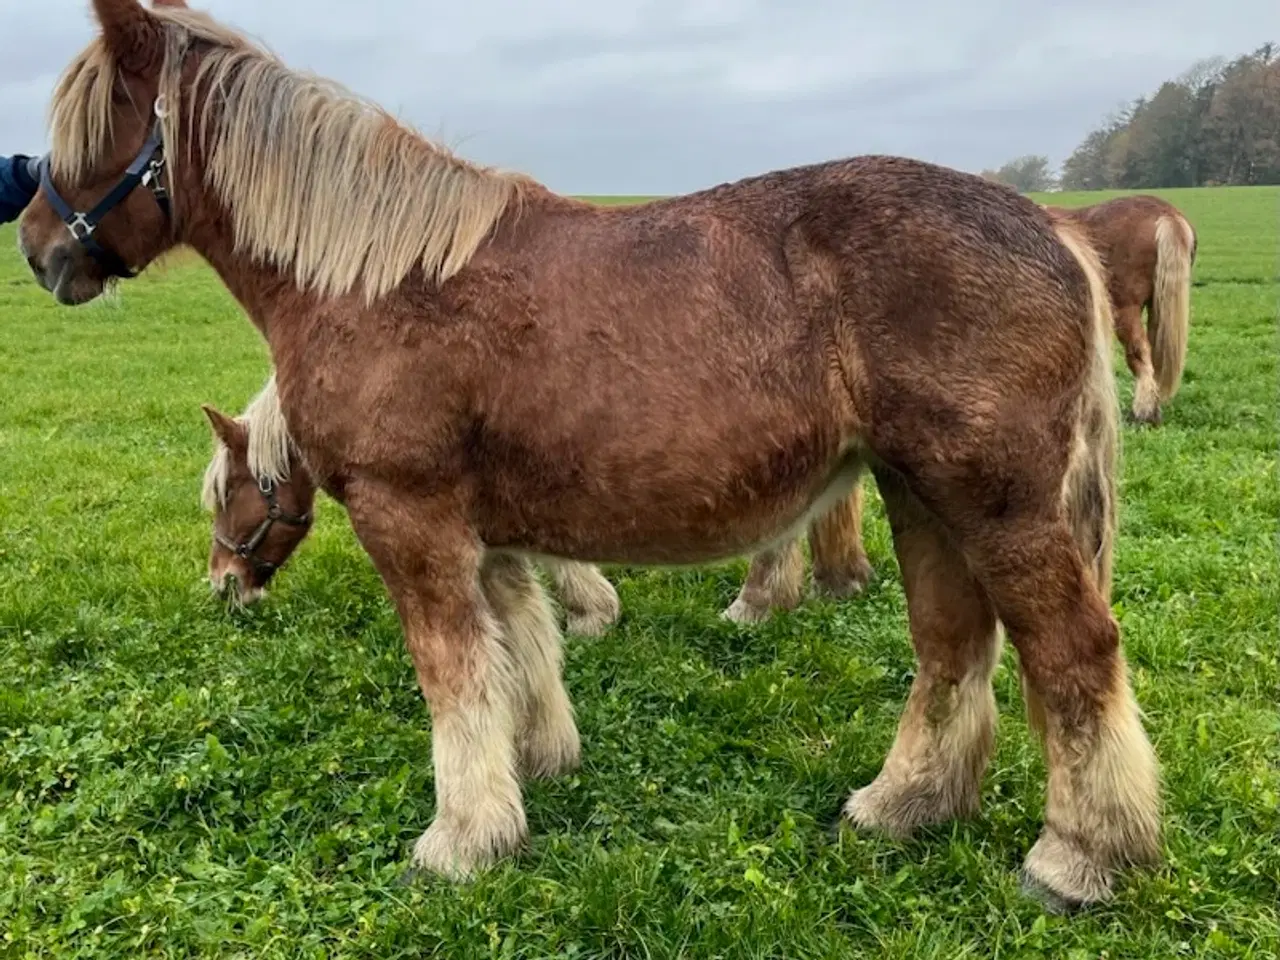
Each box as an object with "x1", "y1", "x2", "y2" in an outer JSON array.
[{"x1": 1020, "y1": 869, "x2": 1088, "y2": 915}]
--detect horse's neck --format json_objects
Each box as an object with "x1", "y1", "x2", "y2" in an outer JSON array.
[
  {"x1": 172, "y1": 171, "x2": 575, "y2": 343},
  {"x1": 176, "y1": 183, "x2": 303, "y2": 339},
  {"x1": 291, "y1": 459, "x2": 319, "y2": 509}
]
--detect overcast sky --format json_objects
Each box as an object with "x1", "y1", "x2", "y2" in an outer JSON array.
[{"x1": 1, "y1": 0, "x2": 1274, "y2": 195}]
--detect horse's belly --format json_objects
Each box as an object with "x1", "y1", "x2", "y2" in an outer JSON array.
[{"x1": 472, "y1": 400, "x2": 855, "y2": 564}]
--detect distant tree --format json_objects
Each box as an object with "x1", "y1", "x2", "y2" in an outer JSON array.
[
  {"x1": 1177, "y1": 56, "x2": 1227, "y2": 95},
  {"x1": 1200, "y1": 44, "x2": 1280, "y2": 185},
  {"x1": 1129, "y1": 82, "x2": 1199, "y2": 187},
  {"x1": 1103, "y1": 120, "x2": 1138, "y2": 188},
  {"x1": 979, "y1": 154, "x2": 1058, "y2": 193},
  {"x1": 1060, "y1": 129, "x2": 1114, "y2": 190},
  {"x1": 1059, "y1": 41, "x2": 1279, "y2": 189}
]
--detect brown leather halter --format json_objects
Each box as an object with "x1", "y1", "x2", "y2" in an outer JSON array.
[{"x1": 215, "y1": 474, "x2": 312, "y2": 581}]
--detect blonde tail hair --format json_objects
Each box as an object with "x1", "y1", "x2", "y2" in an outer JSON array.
[
  {"x1": 1053, "y1": 220, "x2": 1121, "y2": 602},
  {"x1": 1150, "y1": 214, "x2": 1194, "y2": 401}
]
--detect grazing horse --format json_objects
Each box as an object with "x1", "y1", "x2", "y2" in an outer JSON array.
[
  {"x1": 1044, "y1": 195, "x2": 1197, "y2": 425},
  {"x1": 199, "y1": 369, "x2": 868, "y2": 629},
  {"x1": 200, "y1": 374, "x2": 622, "y2": 637},
  {"x1": 19, "y1": 0, "x2": 1161, "y2": 908}
]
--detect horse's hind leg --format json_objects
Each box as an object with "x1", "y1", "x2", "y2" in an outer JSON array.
[
  {"x1": 722, "y1": 539, "x2": 805, "y2": 624},
  {"x1": 725, "y1": 468, "x2": 871, "y2": 623},
  {"x1": 842, "y1": 470, "x2": 1000, "y2": 834},
  {"x1": 808, "y1": 480, "x2": 874, "y2": 599},
  {"x1": 1116, "y1": 304, "x2": 1161, "y2": 424},
  {"x1": 540, "y1": 557, "x2": 621, "y2": 637},
  {"x1": 483, "y1": 554, "x2": 581, "y2": 779},
  {"x1": 907, "y1": 457, "x2": 1159, "y2": 907},
  {"x1": 982, "y1": 518, "x2": 1158, "y2": 906}
]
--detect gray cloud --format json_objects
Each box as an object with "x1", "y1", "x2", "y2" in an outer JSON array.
[{"x1": 1, "y1": 0, "x2": 1274, "y2": 194}]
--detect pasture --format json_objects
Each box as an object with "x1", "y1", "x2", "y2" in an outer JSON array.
[{"x1": 1, "y1": 183, "x2": 1277, "y2": 957}]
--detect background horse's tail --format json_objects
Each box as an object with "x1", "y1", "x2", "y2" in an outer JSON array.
[
  {"x1": 1053, "y1": 220, "x2": 1121, "y2": 602},
  {"x1": 1150, "y1": 213, "x2": 1195, "y2": 402}
]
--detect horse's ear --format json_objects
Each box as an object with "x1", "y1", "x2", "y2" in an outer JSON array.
[
  {"x1": 92, "y1": 0, "x2": 164, "y2": 74},
  {"x1": 202, "y1": 404, "x2": 247, "y2": 452}
]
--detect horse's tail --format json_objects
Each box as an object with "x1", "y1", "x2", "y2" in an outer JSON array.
[
  {"x1": 1150, "y1": 212, "x2": 1195, "y2": 402},
  {"x1": 1053, "y1": 219, "x2": 1121, "y2": 602}
]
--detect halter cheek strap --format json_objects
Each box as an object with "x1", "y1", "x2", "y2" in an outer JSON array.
[
  {"x1": 38, "y1": 107, "x2": 171, "y2": 280},
  {"x1": 214, "y1": 475, "x2": 312, "y2": 581}
]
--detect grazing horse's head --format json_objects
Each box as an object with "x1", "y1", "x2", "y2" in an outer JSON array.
[
  {"x1": 17, "y1": 0, "x2": 205, "y2": 304},
  {"x1": 200, "y1": 397, "x2": 314, "y2": 607}
]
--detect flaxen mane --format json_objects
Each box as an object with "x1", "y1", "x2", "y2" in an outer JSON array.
[
  {"x1": 49, "y1": 6, "x2": 522, "y2": 303},
  {"x1": 47, "y1": 41, "x2": 124, "y2": 186},
  {"x1": 200, "y1": 373, "x2": 293, "y2": 511}
]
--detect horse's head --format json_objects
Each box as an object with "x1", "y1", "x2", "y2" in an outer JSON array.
[
  {"x1": 19, "y1": 0, "x2": 198, "y2": 304},
  {"x1": 200, "y1": 403, "x2": 315, "y2": 607},
  {"x1": 22, "y1": 0, "x2": 520, "y2": 312}
]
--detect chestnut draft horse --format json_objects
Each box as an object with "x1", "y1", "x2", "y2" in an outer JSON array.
[
  {"x1": 1044, "y1": 195, "x2": 1197, "y2": 426},
  {"x1": 199, "y1": 373, "x2": 623, "y2": 638},
  {"x1": 20, "y1": 0, "x2": 1162, "y2": 908},
  {"x1": 198, "y1": 370, "x2": 870, "y2": 629}
]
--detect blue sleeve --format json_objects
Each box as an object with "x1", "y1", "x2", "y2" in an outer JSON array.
[{"x1": 0, "y1": 155, "x2": 40, "y2": 225}]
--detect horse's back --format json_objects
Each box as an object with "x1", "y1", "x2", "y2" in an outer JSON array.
[
  {"x1": 1058, "y1": 195, "x2": 1189, "y2": 310},
  {"x1": 758, "y1": 158, "x2": 1097, "y2": 437}
]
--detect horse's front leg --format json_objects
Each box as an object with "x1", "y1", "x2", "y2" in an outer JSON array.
[{"x1": 346, "y1": 485, "x2": 526, "y2": 880}]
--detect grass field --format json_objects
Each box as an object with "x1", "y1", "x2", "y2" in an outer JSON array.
[{"x1": 1, "y1": 184, "x2": 1277, "y2": 958}]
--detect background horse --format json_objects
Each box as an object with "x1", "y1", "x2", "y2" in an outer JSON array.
[
  {"x1": 19, "y1": 0, "x2": 1160, "y2": 908},
  {"x1": 201, "y1": 374, "x2": 622, "y2": 637},
  {"x1": 1044, "y1": 195, "x2": 1197, "y2": 425}
]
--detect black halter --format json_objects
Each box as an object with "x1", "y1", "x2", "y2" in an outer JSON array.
[
  {"x1": 215, "y1": 474, "x2": 312, "y2": 581},
  {"x1": 38, "y1": 113, "x2": 171, "y2": 280}
]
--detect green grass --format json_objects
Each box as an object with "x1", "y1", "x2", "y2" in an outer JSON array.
[{"x1": 1, "y1": 184, "x2": 1277, "y2": 959}]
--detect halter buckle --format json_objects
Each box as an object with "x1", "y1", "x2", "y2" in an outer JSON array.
[
  {"x1": 68, "y1": 214, "x2": 96, "y2": 241},
  {"x1": 142, "y1": 159, "x2": 166, "y2": 192}
]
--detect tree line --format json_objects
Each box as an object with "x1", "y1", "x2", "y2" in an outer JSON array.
[{"x1": 980, "y1": 43, "x2": 1279, "y2": 193}]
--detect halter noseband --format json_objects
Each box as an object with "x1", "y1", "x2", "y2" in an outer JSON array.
[
  {"x1": 38, "y1": 99, "x2": 171, "y2": 280},
  {"x1": 215, "y1": 474, "x2": 312, "y2": 582}
]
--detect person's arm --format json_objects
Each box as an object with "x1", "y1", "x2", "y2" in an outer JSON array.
[{"x1": 0, "y1": 154, "x2": 40, "y2": 225}]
